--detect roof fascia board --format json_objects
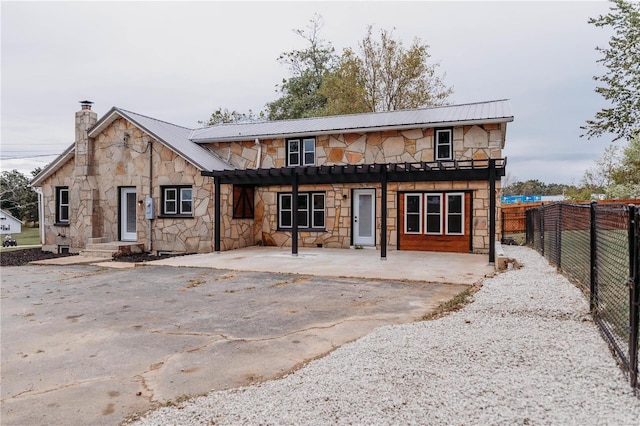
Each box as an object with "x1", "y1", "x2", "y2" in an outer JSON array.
[
  {"x1": 30, "y1": 144, "x2": 75, "y2": 187},
  {"x1": 192, "y1": 117, "x2": 514, "y2": 144},
  {"x1": 87, "y1": 107, "x2": 120, "y2": 138}
]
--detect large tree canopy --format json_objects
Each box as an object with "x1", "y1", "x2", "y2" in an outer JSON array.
[
  {"x1": 321, "y1": 27, "x2": 452, "y2": 115},
  {"x1": 583, "y1": 0, "x2": 640, "y2": 142},
  {"x1": 0, "y1": 169, "x2": 38, "y2": 223},
  {"x1": 265, "y1": 15, "x2": 337, "y2": 120}
]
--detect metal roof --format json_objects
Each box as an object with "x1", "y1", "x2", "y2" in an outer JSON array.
[
  {"x1": 190, "y1": 99, "x2": 513, "y2": 143},
  {"x1": 30, "y1": 143, "x2": 75, "y2": 187},
  {"x1": 89, "y1": 108, "x2": 234, "y2": 171}
]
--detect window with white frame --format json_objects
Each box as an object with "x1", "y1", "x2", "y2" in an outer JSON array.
[
  {"x1": 161, "y1": 186, "x2": 193, "y2": 217},
  {"x1": 278, "y1": 192, "x2": 325, "y2": 229},
  {"x1": 446, "y1": 193, "x2": 464, "y2": 235},
  {"x1": 435, "y1": 128, "x2": 453, "y2": 160},
  {"x1": 403, "y1": 192, "x2": 465, "y2": 235},
  {"x1": 56, "y1": 186, "x2": 69, "y2": 224},
  {"x1": 404, "y1": 194, "x2": 422, "y2": 234},
  {"x1": 425, "y1": 194, "x2": 442, "y2": 234},
  {"x1": 287, "y1": 137, "x2": 316, "y2": 166}
]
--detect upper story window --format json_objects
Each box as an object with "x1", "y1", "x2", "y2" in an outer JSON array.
[
  {"x1": 55, "y1": 186, "x2": 69, "y2": 225},
  {"x1": 435, "y1": 128, "x2": 453, "y2": 161},
  {"x1": 161, "y1": 186, "x2": 193, "y2": 217},
  {"x1": 287, "y1": 137, "x2": 316, "y2": 167}
]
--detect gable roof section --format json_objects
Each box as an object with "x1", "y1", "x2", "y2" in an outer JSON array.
[
  {"x1": 89, "y1": 108, "x2": 234, "y2": 172},
  {"x1": 30, "y1": 143, "x2": 75, "y2": 187},
  {"x1": 190, "y1": 99, "x2": 514, "y2": 143},
  {"x1": 0, "y1": 208, "x2": 24, "y2": 224}
]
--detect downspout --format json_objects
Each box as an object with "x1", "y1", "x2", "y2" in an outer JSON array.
[
  {"x1": 148, "y1": 141, "x2": 153, "y2": 252},
  {"x1": 255, "y1": 138, "x2": 262, "y2": 169},
  {"x1": 33, "y1": 187, "x2": 44, "y2": 245}
]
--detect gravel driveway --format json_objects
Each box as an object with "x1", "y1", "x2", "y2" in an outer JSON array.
[{"x1": 132, "y1": 246, "x2": 640, "y2": 425}]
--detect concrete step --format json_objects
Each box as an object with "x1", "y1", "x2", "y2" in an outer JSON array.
[
  {"x1": 79, "y1": 249, "x2": 115, "y2": 259},
  {"x1": 80, "y1": 242, "x2": 145, "y2": 258}
]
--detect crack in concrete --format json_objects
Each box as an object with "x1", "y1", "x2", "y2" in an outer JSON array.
[{"x1": 1, "y1": 376, "x2": 116, "y2": 401}]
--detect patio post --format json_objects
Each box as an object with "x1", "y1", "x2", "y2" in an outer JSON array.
[
  {"x1": 488, "y1": 158, "x2": 496, "y2": 264},
  {"x1": 292, "y1": 169, "x2": 298, "y2": 256},
  {"x1": 381, "y1": 165, "x2": 387, "y2": 260}
]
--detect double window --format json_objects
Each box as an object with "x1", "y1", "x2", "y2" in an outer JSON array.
[
  {"x1": 287, "y1": 138, "x2": 316, "y2": 167},
  {"x1": 404, "y1": 192, "x2": 464, "y2": 235},
  {"x1": 435, "y1": 128, "x2": 453, "y2": 161},
  {"x1": 55, "y1": 186, "x2": 69, "y2": 224},
  {"x1": 161, "y1": 186, "x2": 193, "y2": 217},
  {"x1": 278, "y1": 192, "x2": 325, "y2": 230}
]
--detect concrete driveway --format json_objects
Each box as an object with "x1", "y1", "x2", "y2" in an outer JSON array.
[
  {"x1": 1, "y1": 260, "x2": 473, "y2": 426},
  {"x1": 0, "y1": 248, "x2": 492, "y2": 425}
]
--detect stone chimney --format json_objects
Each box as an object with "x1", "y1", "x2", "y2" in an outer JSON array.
[{"x1": 75, "y1": 100, "x2": 98, "y2": 176}]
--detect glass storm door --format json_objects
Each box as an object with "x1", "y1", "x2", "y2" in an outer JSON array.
[
  {"x1": 353, "y1": 189, "x2": 375, "y2": 246},
  {"x1": 120, "y1": 187, "x2": 137, "y2": 241}
]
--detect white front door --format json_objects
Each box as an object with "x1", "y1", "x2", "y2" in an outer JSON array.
[
  {"x1": 120, "y1": 187, "x2": 137, "y2": 241},
  {"x1": 353, "y1": 189, "x2": 375, "y2": 246}
]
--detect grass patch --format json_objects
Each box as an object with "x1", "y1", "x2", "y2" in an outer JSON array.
[
  {"x1": 421, "y1": 283, "x2": 482, "y2": 321},
  {"x1": 0, "y1": 226, "x2": 40, "y2": 252}
]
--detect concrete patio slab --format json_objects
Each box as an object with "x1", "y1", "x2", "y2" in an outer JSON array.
[{"x1": 148, "y1": 246, "x2": 494, "y2": 285}]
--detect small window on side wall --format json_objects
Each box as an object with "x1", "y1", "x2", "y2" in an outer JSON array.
[
  {"x1": 435, "y1": 128, "x2": 453, "y2": 161},
  {"x1": 161, "y1": 186, "x2": 193, "y2": 217},
  {"x1": 55, "y1": 186, "x2": 69, "y2": 225}
]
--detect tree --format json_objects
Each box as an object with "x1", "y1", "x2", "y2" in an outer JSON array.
[
  {"x1": 581, "y1": 144, "x2": 622, "y2": 191},
  {"x1": 321, "y1": 26, "x2": 453, "y2": 115},
  {"x1": 582, "y1": 0, "x2": 640, "y2": 142},
  {"x1": 199, "y1": 108, "x2": 264, "y2": 126},
  {"x1": 0, "y1": 169, "x2": 38, "y2": 223},
  {"x1": 580, "y1": 134, "x2": 640, "y2": 198},
  {"x1": 265, "y1": 14, "x2": 337, "y2": 120}
]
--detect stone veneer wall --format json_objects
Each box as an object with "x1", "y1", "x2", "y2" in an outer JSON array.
[
  {"x1": 41, "y1": 117, "x2": 217, "y2": 254},
  {"x1": 245, "y1": 179, "x2": 501, "y2": 253},
  {"x1": 41, "y1": 158, "x2": 76, "y2": 252},
  {"x1": 205, "y1": 124, "x2": 504, "y2": 170}
]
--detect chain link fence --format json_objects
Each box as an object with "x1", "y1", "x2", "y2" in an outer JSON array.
[{"x1": 526, "y1": 202, "x2": 639, "y2": 390}]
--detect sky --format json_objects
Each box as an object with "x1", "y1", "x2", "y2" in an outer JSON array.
[{"x1": 1, "y1": 0, "x2": 618, "y2": 185}]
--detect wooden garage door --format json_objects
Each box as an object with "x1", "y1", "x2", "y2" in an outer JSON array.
[{"x1": 399, "y1": 192, "x2": 472, "y2": 253}]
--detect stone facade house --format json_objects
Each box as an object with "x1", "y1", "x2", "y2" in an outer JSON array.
[{"x1": 31, "y1": 99, "x2": 513, "y2": 262}]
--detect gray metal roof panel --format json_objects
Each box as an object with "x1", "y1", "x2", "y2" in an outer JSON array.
[
  {"x1": 113, "y1": 108, "x2": 234, "y2": 171},
  {"x1": 190, "y1": 99, "x2": 513, "y2": 143}
]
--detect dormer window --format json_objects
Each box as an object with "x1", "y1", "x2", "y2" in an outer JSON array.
[
  {"x1": 287, "y1": 137, "x2": 316, "y2": 167},
  {"x1": 435, "y1": 128, "x2": 453, "y2": 160}
]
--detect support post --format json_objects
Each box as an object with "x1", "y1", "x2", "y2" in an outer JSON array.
[
  {"x1": 488, "y1": 159, "x2": 496, "y2": 264},
  {"x1": 214, "y1": 177, "x2": 221, "y2": 253},
  {"x1": 291, "y1": 170, "x2": 298, "y2": 257},
  {"x1": 381, "y1": 166, "x2": 387, "y2": 260}
]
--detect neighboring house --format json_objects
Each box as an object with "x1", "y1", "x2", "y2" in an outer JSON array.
[
  {"x1": 0, "y1": 209, "x2": 23, "y2": 234},
  {"x1": 31, "y1": 99, "x2": 513, "y2": 262}
]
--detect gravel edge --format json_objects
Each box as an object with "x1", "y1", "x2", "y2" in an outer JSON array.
[{"x1": 132, "y1": 246, "x2": 640, "y2": 425}]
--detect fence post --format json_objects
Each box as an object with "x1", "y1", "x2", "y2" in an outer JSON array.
[
  {"x1": 590, "y1": 201, "x2": 597, "y2": 313},
  {"x1": 628, "y1": 205, "x2": 639, "y2": 389},
  {"x1": 557, "y1": 203, "x2": 563, "y2": 269},
  {"x1": 540, "y1": 204, "x2": 545, "y2": 257}
]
